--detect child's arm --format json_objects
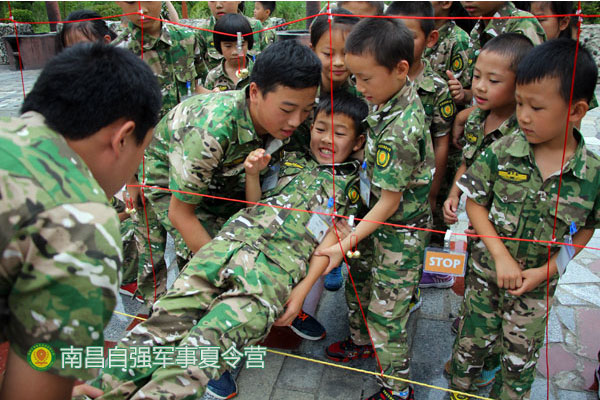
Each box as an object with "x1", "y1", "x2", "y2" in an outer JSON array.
[
  {"x1": 273, "y1": 229, "x2": 340, "y2": 327},
  {"x1": 315, "y1": 189, "x2": 403, "y2": 271},
  {"x1": 429, "y1": 134, "x2": 449, "y2": 209},
  {"x1": 451, "y1": 106, "x2": 476, "y2": 149},
  {"x1": 466, "y1": 198, "x2": 523, "y2": 290},
  {"x1": 169, "y1": 196, "x2": 212, "y2": 254},
  {"x1": 244, "y1": 149, "x2": 271, "y2": 204},
  {"x1": 443, "y1": 159, "x2": 467, "y2": 225},
  {"x1": 508, "y1": 228, "x2": 595, "y2": 296}
]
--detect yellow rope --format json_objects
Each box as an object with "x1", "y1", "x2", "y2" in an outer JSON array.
[{"x1": 110, "y1": 309, "x2": 493, "y2": 399}]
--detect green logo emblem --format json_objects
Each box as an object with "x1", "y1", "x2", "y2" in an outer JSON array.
[{"x1": 451, "y1": 54, "x2": 464, "y2": 72}]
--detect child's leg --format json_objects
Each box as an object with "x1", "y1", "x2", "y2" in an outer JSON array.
[
  {"x1": 450, "y1": 263, "x2": 502, "y2": 392},
  {"x1": 368, "y1": 226, "x2": 428, "y2": 392},
  {"x1": 345, "y1": 240, "x2": 374, "y2": 345},
  {"x1": 491, "y1": 285, "x2": 556, "y2": 400}
]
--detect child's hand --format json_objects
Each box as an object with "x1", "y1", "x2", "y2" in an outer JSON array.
[
  {"x1": 273, "y1": 285, "x2": 305, "y2": 327},
  {"x1": 72, "y1": 383, "x2": 104, "y2": 398},
  {"x1": 508, "y1": 267, "x2": 546, "y2": 296},
  {"x1": 495, "y1": 256, "x2": 523, "y2": 290},
  {"x1": 244, "y1": 149, "x2": 271, "y2": 176},
  {"x1": 314, "y1": 243, "x2": 344, "y2": 275},
  {"x1": 443, "y1": 195, "x2": 460, "y2": 225},
  {"x1": 446, "y1": 70, "x2": 466, "y2": 104}
]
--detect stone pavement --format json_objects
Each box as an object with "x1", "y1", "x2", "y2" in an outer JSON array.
[{"x1": 1, "y1": 66, "x2": 599, "y2": 400}]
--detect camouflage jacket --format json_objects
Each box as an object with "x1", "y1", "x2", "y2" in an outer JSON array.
[
  {"x1": 413, "y1": 60, "x2": 456, "y2": 138},
  {"x1": 261, "y1": 17, "x2": 283, "y2": 46},
  {"x1": 424, "y1": 20, "x2": 471, "y2": 88},
  {"x1": 113, "y1": 21, "x2": 208, "y2": 118},
  {"x1": 0, "y1": 112, "x2": 121, "y2": 380},
  {"x1": 217, "y1": 151, "x2": 361, "y2": 282},
  {"x1": 204, "y1": 56, "x2": 254, "y2": 91},
  {"x1": 468, "y1": 2, "x2": 546, "y2": 73},
  {"x1": 169, "y1": 89, "x2": 285, "y2": 221},
  {"x1": 196, "y1": 15, "x2": 265, "y2": 70},
  {"x1": 364, "y1": 80, "x2": 434, "y2": 225},
  {"x1": 458, "y1": 129, "x2": 600, "y2": 273},
  {"x1": 462, "y1": 108, "x2": 519, "y2": 168}
]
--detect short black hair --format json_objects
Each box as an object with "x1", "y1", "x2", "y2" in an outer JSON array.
[
  {"x1": 345, "y1": 18, "x2": 414, "y2": 70},
  {"x1": 256, "y1": 1, "x2": 276, "y2": 14},
  {"x1": 59, "y1": 9, "x2": 116, "y2": 47},
  {"x1": 537, "y1": 1, "x2": 575, "y2": 38},
  {"x1": 481, "y1": 33, "x2": 534, "y2": 72},
  {"x1": 21, "y1": 43, "x2": 161, "y2": 144},
  {"x1": 316, "y1": 91, "x2": 368, "y2": 137},
  {"x1": 338, "y1": 1, "x2": 385, "y2": 16},
  {"x1": 250, "y1": 39, "x2": 322, "y2": 95},
  {"x1": 310, "y1": 7, "x2": 359, "y2": 47},
  {"x1": 385, "y1": 1, "x2": 435, "y2": 37},
  {"x1": 213, "y1": 13, "x2": 254, "y2": 54},
  {"x1": 516, "y1": 38, "x2": 598, "y2": 104}
]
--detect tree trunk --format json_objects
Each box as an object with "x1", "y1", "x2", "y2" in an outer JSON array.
[
  {"x1": 305, "y1": 1, "x2": 320, "y2": 29},
  {"x1": 182, "y1": 1, "x2": 188, "y2": 19},
  {"x1": 45, "y1": 1, "x2": 61, "y2": 32}
]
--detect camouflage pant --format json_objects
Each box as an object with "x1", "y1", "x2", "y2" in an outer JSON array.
[
  {"x1": 345, "y1": 224, "x2": 429, "y2": 392},
  {"x1": 450, "y1": 257, "x2": 557, "y2": 400},
  {"x1": 120, "y1": 217, "x2": 139, "y2": 285},
  {"x1": 96, "y1": 240, "x2": 293, "y2": 400}
]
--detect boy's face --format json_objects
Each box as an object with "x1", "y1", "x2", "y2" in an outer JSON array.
[
  {"x1": 313, "y1": 28, "x2": 351, "y2": 87},
  {"x1": 345, "y1": 52, "x2": 409, "y2": 106},
  {"x1": 310, "y1": 111, "x2": 365, "y2": 164},
  {"x1": 461, "y1": 1, "x2": 506, "y2": 17},
  {"x1": 401, "y1": 18, "x2": 437, "y2": 63},
  {"x1": 253, "y1": 2, "x2": 270, "y2": 22},
  {"x1": 208, "y1": 1, "x2": 240, "y2": 20},
  {"x1": 531, "y1": 2, "x2": 570, "y2": 40},
  {"x1": 117, "y1": 2, "x2": 161, "y2": 33},
  {"x1": 516, "y1": 77, "x2": 570, "y2": 146},
  {"x1": 472, "y1": 50, "x2": 516, "y2": 113},
  {"x1": 221, "y1": 40, "x2": 248, "y2": 66},
  {"x1": 249, "y1": 83, "x2": 317, "y2": 140}
]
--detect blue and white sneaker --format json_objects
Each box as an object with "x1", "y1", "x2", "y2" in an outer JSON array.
[
  {"x1": 324, "y1": 264, "x2": 344, "y2": 291},
  {"x1": 205, "y1": 370, "x2": 238, "y2": 399}
]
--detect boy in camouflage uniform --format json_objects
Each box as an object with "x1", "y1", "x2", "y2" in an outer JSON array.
[
  {"x1": 113, "y1": 1, "x2": 209, "y2": 302},
  {"x1": 204, "y1": 13, "x2": 255, "y2": 92},
  {"x1": 93, "y1": 92, "x2": 367, "y2": 400},
  {"x1": 449, "y1": 39, "x2": 600, "y2": 400},
  {"x1": 448, "y1": 1, "x2": 545, "y2": 106},
  {"x1": 320, "y1": 18, "x2": 434, "y2": 400},
  {"x1": 253, "y1": 1, "x2": 282, "y2": 46},
  {"x1": 0, "y1": 43, "x2": 161, "y2": 399},
  {"x1": 386, "y1": 2, "x2": 457, "y2": 287}
]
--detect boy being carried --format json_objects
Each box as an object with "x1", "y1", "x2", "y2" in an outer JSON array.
[{"x1": 449, "y1": 38, "x2": 600, "y2": 400}]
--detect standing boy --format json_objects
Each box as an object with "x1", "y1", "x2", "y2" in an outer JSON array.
[
  {"x1": 0, "y1": 43, "x2": 161, "y2": 400},
  {"x1": 449, "y1": 38, "x2": 600, "y2": 400},
  {"x1": 319, "y1": 18, "x2": 434, "y2": 400}
]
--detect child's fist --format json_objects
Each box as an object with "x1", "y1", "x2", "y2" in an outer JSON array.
[
  {"x1": 244, "y1": 148, "x2": 271, "y2": 176},
  {"x1": 446, "y1": 70, "x2": 466, "y2": 104}
]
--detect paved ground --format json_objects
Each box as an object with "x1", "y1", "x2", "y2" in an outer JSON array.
[{"x1": 1, "y1": 64, "x2": 599, "y2": 400}]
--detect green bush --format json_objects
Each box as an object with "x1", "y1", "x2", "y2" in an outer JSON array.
[{"x1": 9, "y1": 9, "x2": 34, "y2": 23}]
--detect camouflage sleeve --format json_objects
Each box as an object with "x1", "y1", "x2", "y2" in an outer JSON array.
[
  {"x1": 204, "y1": 68, "x2": 217, "y2": 91},
  {"x1": 251, "y1": 19, "x2": 265, "y2": 52},
  {"x1": 372, "y1": 112, "x2": 426, "y2": 192},
  {"x1": 194, "y1": 30, "x2": 209, "y2": 83},
  {"x1": 431, "y1": 79, "x2": 456, "y2": 138},
  {"x1": 169, "y1": 121, "x2": 226, "y2": 205},
  {"x1": 509, "y1": 17, "x2": 546, "y2": 45},
  {"x1": 456, "y1": 145, "x2": 497, "y2": 207},
  {"x1": 452, "y1": 29, "x2": 472, "y2": 88},
  {"x1": 5, "y1": 203, "x2": 120, "y2": 381},
  {"x1": 335, "y1": 174, "x2": 361, "y2": 218}
]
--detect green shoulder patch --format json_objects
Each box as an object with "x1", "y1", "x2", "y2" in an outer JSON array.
[
  {"x1": 465, "y1": 131, "x2": 478, "y2": 144},
  {"x1": 347, "y1": 184, "x2": 360, "y2": 204},
  {"x1": 376, "y1": 144, "x2": 392, "y2": 169},
  {"x1": 498, "y1": 169, "x2": 529, "y2": 183},
  {"x1": 451, "y1": 53, "x2": 464, "y2": 72},
  {"x1": 439, "y1": 98, "x2": 456, "y2": 121}
]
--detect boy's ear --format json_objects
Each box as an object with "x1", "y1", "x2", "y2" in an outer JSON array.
[
  {"x1": 569, "y1": 99, "x2": 589, "y2": 124},
  {"x1": 265, "y1": 9, "x2": 271, "y2": 18},
  {"x1": 394, "y1": 59, "x2": 410, "y2": 81},
  {"x1": 559, "y1": 16, "x2": 570, "y2": 33},
  {"x1": 110, "y1": 120, "x2": 136, "y2": 156},
  {"x1": 426, "y1": 30, "x2": 439, "y2": 49},
  {"x1": 353, "y1": 134, "x2": 366, "y2": 151}
]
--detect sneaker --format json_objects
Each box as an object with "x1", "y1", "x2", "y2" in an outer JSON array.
[
  {"x1": 205, "y1": 370, "x2": 237, "y2": 399},
  {"x1": 419, "y1": 272, "x2": 455, "y2": 289},
  {"x1": 364, "y1": 386, "x2": 414, "y2": 400},
  {"x1": 290, "y1": 310, "x2": 326, "y2": 341},
  {"x1": 324, "y1": 264, "x2": 344, "y2": 291},
  {"x1": 451, "y1": 316, "x2": 461, "y2": 334},
  {"x1": 408, "y1": 288, "x2": 421, "y2": 314},
  {"x1": 119, "y1": 282, "x2": 144, "y2": 303},
  {"x1": 326, "y1": 337, "x2": 374, "y2": 362},
  {"x1": 474, "y1": 365, "x2": 500, "y2": 388}
]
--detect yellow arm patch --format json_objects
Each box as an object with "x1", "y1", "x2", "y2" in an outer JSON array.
[
  {"x1": 439, "y1": 98, "x2": 456, "y2": 121},
  {"x1": 376, "y1": 144, "x2": 392, "y2": 169},
  {"x1": 498, "y1": 169, "x2": 529, "y2": 182},
  {"x1": 347, "y1": 185, "x2": 360, "y2": 204},
  {"x1": 451, "y1": 53, "x2": 464, "y2": 72}
]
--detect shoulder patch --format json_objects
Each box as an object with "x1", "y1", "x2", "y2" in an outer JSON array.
[
  {"x1": 498, "y1": 169, "x2": 529, "y2": 183},
  {"x1": 347, "y1": 184, "x2": 360, "y2": 204},
  {"x1": 376, "y1": 144, "x2": 392, "y2": 169},
  {"x1": 451, "y1": 53, "x2": 464, "y2": 72},
  {"x1": 465, "y1": 131, "x2": 478, "y2": 144},
  {"x1": 439, "y1": 98, "x2": 456, "y2": 121},
  {"x1": 284, "y1": 161, "x2": 304, "y2": 169}
]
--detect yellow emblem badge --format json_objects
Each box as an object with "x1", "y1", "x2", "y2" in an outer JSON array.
[
  {"x1": 498, "y1": 169, "x2": 529, "y2": 182},
  {"x1": 465, "y1": 132, "x2": 478, "y2": 144},
  {"x1": 439, "y1": 98, "x2": 456, "y2": 121},
  {"x1": 284, "y1": 161, "x2": 304, "y2": 169},
  {"x1": 376, "y1": 144, "x2": 391, "y2": 169},
  {"x1": 348, "y1": 185, "x2": 360, "y2": 204},
  {"x1": 451, "y1": 54, "x2": 464, "y2": 72},
  {"x1": 27, "y1": 343, "x2": 55, "y2": 371}
]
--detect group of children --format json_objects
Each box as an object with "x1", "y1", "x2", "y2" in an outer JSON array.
[{"x1": 2, "y1": 2, "x2": 600, "y2": 400}]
